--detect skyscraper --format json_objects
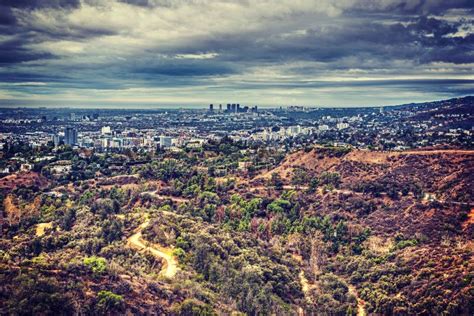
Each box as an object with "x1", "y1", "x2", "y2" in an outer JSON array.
[
  {"x1": 209, "y1": 104, "x2": 214, "y2": 111},
  {"x1": 64, "y1": 127, "x2": 78, "y2": 146},
  {"x1": 159, "y1": 135, "x2": 173, "y2": 148},
  {"x1": 51, "y1": 134, "x2": 61, "y2": 147}
]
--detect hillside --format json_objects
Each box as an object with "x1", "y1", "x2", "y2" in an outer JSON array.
[
  {"x1": 249, "y1": 147, "x2": 474, "y2": 314},
  {"x1": 0, "y1": 145, "x2": 473, "y2": 315},
  {"x1": 254, "y1": 147, "x2": 473, "y2": 201}
]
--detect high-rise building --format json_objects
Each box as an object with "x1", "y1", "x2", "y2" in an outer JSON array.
[
  {"x1": 51, "y1": 134, "x2": 61, "y2": 147},
  {"x1": 101, "y1": 126, "x2": 112, "y2": 135},
  {"x1": 64, "y1": 127, "x2": 78, "y2": 146},
  {"x1": 159, "y1": 135, "x2": 173, "y2": 148},
  {"x1": 231, "y1": 104, "x2": 236, "y2": 112},
  {"x1": 219, "y1": 104, "x2": 222, "y2": 111},
  {"x1": 209, "y1": 104, "x2": 214, "y2": 111},
  {"x1": 227, "y1": 104, "x2": 231, "y2": 112}
]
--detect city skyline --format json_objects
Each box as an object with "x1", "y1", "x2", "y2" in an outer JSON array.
[{"x1": 1, "y1": 0, "x2": 473, "y2": 107}]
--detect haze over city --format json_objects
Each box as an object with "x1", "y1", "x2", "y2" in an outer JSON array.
[{"x1": 1, "y1": 0, "x2": 473, "y2": 107}]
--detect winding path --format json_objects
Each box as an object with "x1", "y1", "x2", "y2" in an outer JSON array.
[
  {"x1": 348, "y1": 285, "x2": 366, "y2": 316},
  {"x1": 127, "y1": 217, "x2": 179, "y2": 278},
  {"x1": 140, "y1": 191, "x2": 190, "y2": 203}
]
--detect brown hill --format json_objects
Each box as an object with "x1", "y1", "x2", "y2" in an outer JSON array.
[
  {"x1": 0, "y1": 172, "x2": 49, "y2": 192},
  {"x1": 254, "y1": 148, "x2": 474, "y2": 202}
]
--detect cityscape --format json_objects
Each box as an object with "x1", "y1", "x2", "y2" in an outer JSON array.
[{"x1": 2, "y1": 98, "x2": 472, "y2": 156}]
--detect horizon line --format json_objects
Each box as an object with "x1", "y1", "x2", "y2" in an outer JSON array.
[{"x1": 0, "y1": 95, "x2": 472, "y2": 111}]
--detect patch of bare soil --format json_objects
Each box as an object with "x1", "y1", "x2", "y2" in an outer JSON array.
[{"x1": 0, "y1": 172, "x2": 49, "y2": 191}]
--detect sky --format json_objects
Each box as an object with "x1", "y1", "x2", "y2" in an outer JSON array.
[{"x1": 0, "y1": 0, "x2": 473, "y2": 108}]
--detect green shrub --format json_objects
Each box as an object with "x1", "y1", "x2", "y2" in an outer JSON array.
[
  {"x1": 392, "y1": 239, "x2": 418, "y2": 251},
  {"x1": 97, "y1": 290, "x2": 123, "y2": 312},
  {"x1": 173, "y1": 247, "x2": 186, "y2": 263},
  {"x1": 83, "y1": 256, "x2": 107, "y2": 274},
  {"x1": 172, "y1": 298, "x2": 216, "y2": 316}
]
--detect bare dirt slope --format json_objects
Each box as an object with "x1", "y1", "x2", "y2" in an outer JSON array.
[{"x1": 254, "y1": 148, "x2": 474, "y2": 201}]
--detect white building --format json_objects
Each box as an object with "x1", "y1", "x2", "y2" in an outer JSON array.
[
  {"x1": 336, "y1": 123, "x2": 349, "y2": 130},
  {"x1": 318, "y1": 125, "x2": 330, "y2": 131},
  {"x1": 101, "y1": 126, "x2": 112, "y2": 135}
]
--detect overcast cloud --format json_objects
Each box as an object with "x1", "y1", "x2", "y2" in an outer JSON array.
[{"x1": 0, "y1": 0, "x2": 473, "y2": 107}]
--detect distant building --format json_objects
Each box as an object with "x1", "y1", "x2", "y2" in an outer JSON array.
[
  {"x1": 336, "y1": 123, "x2": 349, "y2": 130},
  {"x1": 209, "y1": 104, "x2": 214, "y2": 111},
  {"x1": 64, "y1": 127, "x2": 78, "y2": 146},
  {"x1": 51, "y1": 134, "x2": 61, "y2": 147},
  {"x1": 318, "y1": 125, "x2": 330, "y2": 131},
  {"x1": 101, "y1": 138, "x2": 110, "y2": 148},
  {"x1": 101, "y1": 126, "x2": 112, "y2": 135},
  {"x1": 49, "y1": 160, "x2": 72, "y2": 175},
  {"x1": 219, "y1": 104, "x2": 222, "y2": 112},
  {"x1": 159, "y1": 135, "x2": 173, "y2": 148},
  {"x1": 111, "y1": 138, "x2": 123, "y2": 148},
  {"x1": 20, "y1": 163, "x2": 33, "y2": 172},
  {"x1": 288, "y1": 125, "x2": 301, "y2": 136}
]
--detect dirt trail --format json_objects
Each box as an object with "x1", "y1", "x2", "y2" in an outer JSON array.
[
  {"x1": 297, "y1": 270, "x2": 311, "y2": 316},
  {"x1": 299, "y1": 271, "x2": 310, "y2": 295},
  {"x1": 127, "y1": 217, "x2": 179, "y2": 278},
  {"x1": 348, "y1": 285, "x2": 366, "y2": 316},
  {"x1": 141, "y1": 191, "x2": 189, "y2": 203}
]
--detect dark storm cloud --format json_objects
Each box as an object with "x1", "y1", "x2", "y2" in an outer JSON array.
[
  {"x1": 0, "y1": 5, "x2": 16, "y2": 25},
  {"x1": 351, "y1": 0, "x2": 474, "y2": 15},
  {"x1": 0, "y1": 0, "x2": 81, "y2": 10},
  {"x1": 205, "y1": 15, "x2": 473, "y2": 65},
  {"x1": 0, "y1": 0, "x2": 472, "y2": 106},
  {"x1": 134, "y1": 61, "x2": 236, "y2": 77},
  {"x1": 0, "y1": 71, "x2": 68, "y2": 83},
  {"x1": 0, "y1": 36, "x2": 56, "y2": 64},
  {"x1": 117, "y1": 0, "x2": 150, "y2": 7}
]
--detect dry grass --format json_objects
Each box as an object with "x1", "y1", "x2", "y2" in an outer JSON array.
[
  {"x1": 35, "y1": 222, "x2": 53, "y2": 237},
  {"x1": 365, "y1": 235, "x2": 393, "y2": 255}
]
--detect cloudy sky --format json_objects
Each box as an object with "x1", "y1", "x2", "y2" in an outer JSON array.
[{"x1": 0, "y1": 0, "x2": 473, "y2": 107}]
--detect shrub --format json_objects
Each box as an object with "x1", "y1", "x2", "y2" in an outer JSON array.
[
  {"x1": 97, "y1": 290, "x2": 123, "y2": 312},
  {"x1": 173, "y1": 247, "x2": 186, "y2": 263},
  {"x1": 172, "y1": 298, "x2": 216, "y2": 316},
  {"x1": 83, "y1": 256, "x2": 107, "y2": 274}
]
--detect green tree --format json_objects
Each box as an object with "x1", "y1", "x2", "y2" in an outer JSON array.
[{"x1": 83, "y1": 256, "x2": 107, "y2": 275}]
